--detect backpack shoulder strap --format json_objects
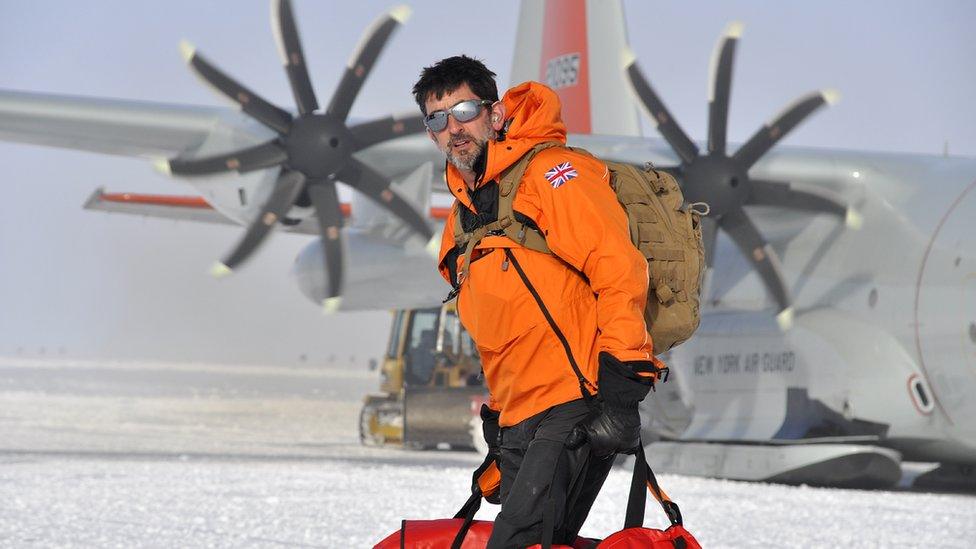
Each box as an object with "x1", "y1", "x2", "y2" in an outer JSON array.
[
  {"x1": 495, "y1": 141, "x2": 561, "y2": 254},
  {"x1": 497, "y1": 141, "x2": 561, "y2": 197},
  {"x1": 451, "y1": 200, "x2": 465, "y2": 248},
  {"x1": 451, "y1": 142, "x2": 563, "y2": 282}
]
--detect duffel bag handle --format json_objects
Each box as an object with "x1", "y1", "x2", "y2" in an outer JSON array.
[
  {"x1": 624, "y1": 441, "x2": 683, "y2": 529},
  {"x1": 450, "y1": 455, "x2": 500, "y2": 549},
  {"x1": 450, "y1": 490, "x2": 482, "y2": 549}
]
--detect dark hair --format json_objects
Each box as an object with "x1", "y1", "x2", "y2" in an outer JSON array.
[{"x1": 412, "y1": 55, "x2": 498, "y2": 115}]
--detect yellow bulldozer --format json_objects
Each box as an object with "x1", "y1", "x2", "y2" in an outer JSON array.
[{"x1": 359, "y1": 300, "x2": 488, "y2": 449}]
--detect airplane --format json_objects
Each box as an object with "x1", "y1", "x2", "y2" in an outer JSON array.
[{"x1": 1, "y1": 0, "x2": 974, "y2": 490}]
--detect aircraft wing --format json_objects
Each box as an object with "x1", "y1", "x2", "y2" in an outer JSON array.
[
  {"x1": 82, "y1": 187, "x2": 319, "y2": 235},
  {"x1": 0, "y1": 89, "x2": 266, "y2": 158}
]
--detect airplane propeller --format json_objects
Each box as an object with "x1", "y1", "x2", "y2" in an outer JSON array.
[
  {"x1": 624, "y1": 22, "x2": 859, "y2": 330},
  {"x1": 157, "y1": 0, "x2": 433, "y2": 312}
]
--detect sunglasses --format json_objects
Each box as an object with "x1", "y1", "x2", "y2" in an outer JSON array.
[{"x1": 424, "y1": 99, "x2": 493, "y2": 133}]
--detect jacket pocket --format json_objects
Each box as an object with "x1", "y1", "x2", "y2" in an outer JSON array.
[{"x1": 457, "y1": 249, "x2": 543, "y2": 352}]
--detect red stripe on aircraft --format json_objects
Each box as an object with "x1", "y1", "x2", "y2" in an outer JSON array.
[
  {"x1": 539, "y1": 0, "x2": 591, "y2": 134},
  {"x1": 429, "y1": 206, "x2": 451, "y2": 220},
  {"x1": 101, "y1": 192, "x2": 211, "y2": 208},
  {"x1": 98, "y1": 191, "x2": 451, "y2": 220}
]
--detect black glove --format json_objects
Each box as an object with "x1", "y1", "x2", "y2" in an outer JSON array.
[
  {"x1": 565, "y1": 352, "x2": 656, "y2": 458},
  {"x1": 471, "y1": 404, "x2": 501, "y2": 504},
  {"x1": 479, "y1": 403, "x2": 501, "y2": 455}
]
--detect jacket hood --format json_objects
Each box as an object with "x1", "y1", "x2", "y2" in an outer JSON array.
[{"x1": 446, "y1": 82, "x2": 567, "y2": 199}]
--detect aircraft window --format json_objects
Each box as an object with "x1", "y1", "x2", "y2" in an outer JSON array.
[
  {"x1": 386, "y1": 310, "x2": 405, "y2": 359},
  {"x1": 915, "y1": 383, "x2": 930, "y2": 407},
  {"x1": 868, "y1": 288, "x2": 878, "y2": 308},
  {"x1": 909, "y1": 375, "x2": 934, "y2": 414},
  {"x1": 404, "y1": 309, "x2": 439, "y2": 385},
  {"x1": 969, "y1": 322, "x2": 976, "y2": 344}
]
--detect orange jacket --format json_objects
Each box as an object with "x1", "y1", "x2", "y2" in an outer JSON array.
[{"x1": 437, "y1": 82, "x2": 656, "y2": 427}]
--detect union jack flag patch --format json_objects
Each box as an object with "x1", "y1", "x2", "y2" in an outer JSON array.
[{"x1": 544, "y1": 161, "x2": 578, "y2": 188}]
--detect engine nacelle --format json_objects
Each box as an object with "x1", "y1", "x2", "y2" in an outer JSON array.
[{"x1": 291, "y1": 228, "x2": 448, "y2": 312}]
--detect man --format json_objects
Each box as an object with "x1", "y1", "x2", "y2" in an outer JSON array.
[{"x1": 413, "y1": 56, "x2": 663, "y2": 548}]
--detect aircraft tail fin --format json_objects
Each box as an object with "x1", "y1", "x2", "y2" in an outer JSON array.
[{"x1": 510, "y1": 0, "x2": 641, "y2": 136}]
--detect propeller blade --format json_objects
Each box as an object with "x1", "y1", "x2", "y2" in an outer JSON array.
[
  {"x1": 216, "y1": 170, "x2": 306, "y2": 272},
  {"x1": 733, "y1": 90, "x2": 840, "y2": 170},
  {"x1": 180, "y1": 41, "x2": 292, "y2": 134},
  {"x1": 707, "y1": 22, "x2": 742, "y2": 155},
  {"x1": 165, "y1": 141, "x2": 286, "y2": 177},
  {"x1": 747, "y1": 179, "x2": 848, "y2": 218},
  {"x1": 701, "y1": 216, "x2": 718, "y2": 268},
  {"x1": 623, "y1": 50, "x2": 699, "y2": 164},
  {"x1": 306, "y1": 181, "x2": 345, "y2": 302},
  {"x1": 271, "y1": 0, "x2": 319, "y2": 115},
  {"x1": 326, "y1": 6, "x2": 411, "y2": 122},
  {"x1": 350, "y1": 113, "x2": 426, "y2": 151},
  {"x1": 338, "y1": 157, "x2": 433, "y2": 241},
  {"x1": 719, "y1": 206, "x2": 792, "y2": 316}
]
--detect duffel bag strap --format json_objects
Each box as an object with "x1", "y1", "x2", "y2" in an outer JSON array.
[
  {"x1": 624, "y1": 440, "x2": 683, "y2": 529},
  {"x1": 451, "y1": 490, "x2": 482, "y2": 549},
  {"x1": 450, "y1": 456, "x2": 501, "y2": 549}
]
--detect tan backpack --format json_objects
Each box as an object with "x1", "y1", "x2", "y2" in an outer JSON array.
[{"x1": 453, "y1": 142, "x2": 706, "y2": 353}]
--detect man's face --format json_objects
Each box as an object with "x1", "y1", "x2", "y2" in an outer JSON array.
[{"x1": 424, "y1": 82, "x2": 497, "y2": 173}]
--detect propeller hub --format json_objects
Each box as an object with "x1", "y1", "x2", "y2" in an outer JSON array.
[
  {"x1": 285, "y1": 114, "x2": 352, "y2": 178},
  {"x1": 680, "y1": 154, "x2": 748, "y2": 218}
]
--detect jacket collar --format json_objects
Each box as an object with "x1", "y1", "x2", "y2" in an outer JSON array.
[{"x1": 446, "y1": 81, "x2": 567, "y2": 211}]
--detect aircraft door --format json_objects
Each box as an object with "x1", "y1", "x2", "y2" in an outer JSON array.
[{"x1": 915, "y1": 178, "x2": 976, "y2": 451}]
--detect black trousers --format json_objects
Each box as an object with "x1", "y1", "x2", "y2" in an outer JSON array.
[{"x1": 486, "y1": 399, "x2": 614, "y2": 549}]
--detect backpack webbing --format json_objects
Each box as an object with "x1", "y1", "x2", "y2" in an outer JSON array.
[{"x1": 452, "y1": 142, "x2": 559, "y2": 282}]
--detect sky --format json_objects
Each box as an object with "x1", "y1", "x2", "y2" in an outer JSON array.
[{"x1": 0, "y1": 0, "x2": 973, "y2": 365}]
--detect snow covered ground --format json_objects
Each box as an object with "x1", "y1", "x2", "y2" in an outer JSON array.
[{"x1": 1, "y1": 357, "x2": 974, "y2": 548}]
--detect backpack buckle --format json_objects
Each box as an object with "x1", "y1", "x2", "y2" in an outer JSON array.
[{"x1": 442, "y1": 286, "x2": 460, "y2": 303}]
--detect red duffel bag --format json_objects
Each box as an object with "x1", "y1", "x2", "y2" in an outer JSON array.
[
  {"x1": 593, "y1": 444, "x2": 701, "y2": 548},
  {"x1": 373, "y1": 516, "x2": 594, "y2": 548},
  {"x1": 373, "y1": 517, "x2": 495, "y2": 548},
  {"x1": 375, "y1": 443, "x2": 700, "y2": 548}
]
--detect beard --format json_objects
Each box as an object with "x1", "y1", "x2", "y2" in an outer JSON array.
[{"x1": 443, "y1": 121, "x2": 496, "y2": 173}]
